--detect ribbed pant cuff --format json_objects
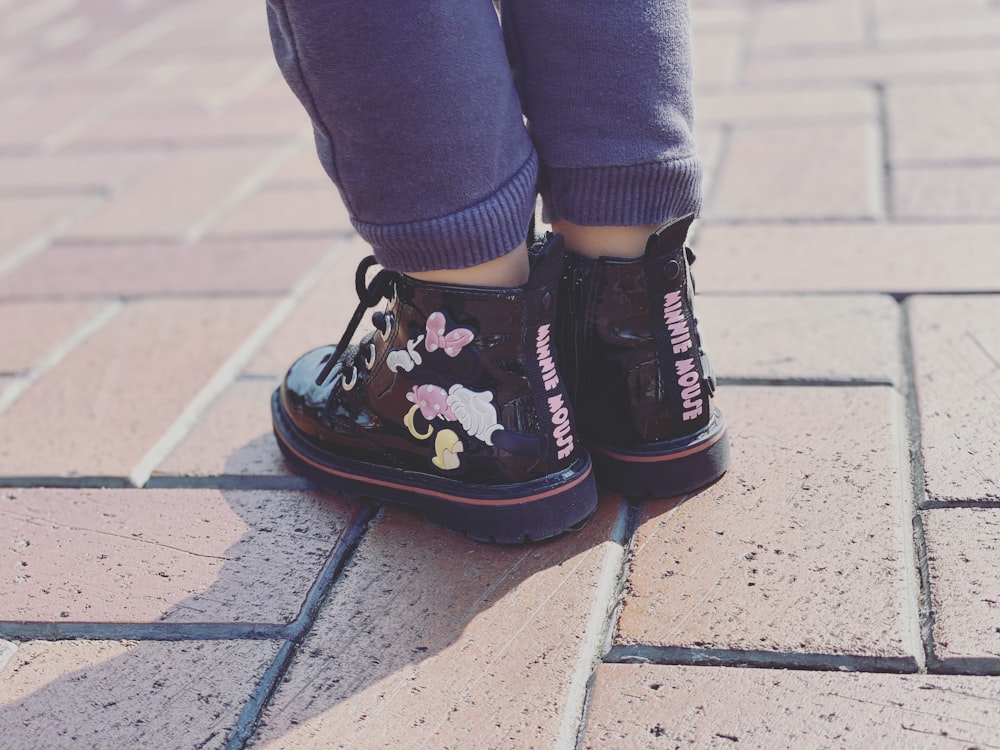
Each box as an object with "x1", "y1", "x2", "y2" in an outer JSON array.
[
  {"x1": 352, "y1": 151, "x2": 538, "y2": 273},
  {"x1": 541, "y1": 155, "x2": 702, "y2": 226}
]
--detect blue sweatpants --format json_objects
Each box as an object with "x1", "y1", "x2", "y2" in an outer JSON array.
[{"x1": 267, "y1": 0, "x2": 701, "y2": 272}]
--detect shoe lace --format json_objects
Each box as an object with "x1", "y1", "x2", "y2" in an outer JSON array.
[{"x1": 314, "y1": 255, "x2": 398, "y2": 386}]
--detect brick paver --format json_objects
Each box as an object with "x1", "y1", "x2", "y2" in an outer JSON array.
[
  {"x1": 695, "y1": 222, "x2": 1000, "y2": 293},
  {"x1": 744, "y1": 45, "x2": 1000, "y2": 85},
  {"x1": 244, "y1": 236, "x2": 369, "y2": 377},
  {"x1": 750, "y1": 0, "x2": 867, "y2": 52},
  {"x1": 67, "y1": 107, "x2": 306, "y2": 151},
  {"x1": 0, "y1": 639, "x2": 280, "y2": 750},
  {"x1": 878, "y1": 12, "x2": 1000, "y2": 44},
  {"x1": 4, "y1": 0, "x2": 1000, "y2": 746},
  {"x1": 0, "y1": 195, "x2": 94, "y2": 267},
  {"x1": 0, "y1": 93, "x2": 105, "y2": 150},
  {"x1": 0, "y1": 300, "x2": 107, "y2": 374},
  {"x1": 208, "y1": 185, "x2": 352, "y2": 238},
  {"x1": 698, "y1": 294, "x2": 902, "y2": 383},
  {"x1": 695, "y1": 87, "x2": 876, "y2": 125},
  {"x1": 895, "y1": 165, "x2": 1000, "y2": 219},
  {"x1": 252, "y1": 499, "x2": 625, "y2": 749},
  {"x1": 582, "y1": 664, "x2": 1000, "y2": 749},
  {"x1": 924, "y1": 508, "x2": 1000, "y2": 666},
  {"x1": 153, "y1": 378, "x2": 290, "y2": 481},
  {"x1": 0, "y1": 151, "x2": 161, "y2": 192},
  {"x1": 887, "y1": 81, "x2": 1000, "y2": 163},
  {"x1": 0, "y1": 297, "x2": 275, "y2": 479},
  {"x1": 617, "y1": 386, "x2": 919, "y2": 667},
  {"x1": 692, "y1": 30, "x2": 743, "y2": 90},
  {"x1": 0, "y1": 238, "x2": 330, "y2": 299},
  {"x1": 66, "y1": 147, "x2": 281, "y2": 241},
  {"x1": 910, "y1": 296, "x2": 1000, "y2": 504},
  {"x1": 269, "y1": 145, "x2": 336, "y2": 187},
  {"x1": 1, "y1": 488, "x2": 352, "y2": 624},
  {"x1": 709, "y1": 124, "x2": 882, "y2": 220}
]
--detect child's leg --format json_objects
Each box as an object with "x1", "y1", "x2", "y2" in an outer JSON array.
[
  {"x1": 502, "y1": 0, "x2": 729, "y2": 497},
  {"x1": 267, "y1": 0, "x2": 534, "y2": 278},
  {"x1": 266, "y1": 0, "x2": 596, "y2": 541},
  {"x1": 501, "y1": 0, "x2": 701, "y2": 257}
]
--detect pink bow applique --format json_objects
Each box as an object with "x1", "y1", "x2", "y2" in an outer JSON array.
[{"x1": 425, "y1": 311, "x2": 474, "y2": 357}]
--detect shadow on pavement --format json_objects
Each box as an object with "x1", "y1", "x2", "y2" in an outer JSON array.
[{"x1": 0, "y1": 435, "x2": 623, "y2": 748}]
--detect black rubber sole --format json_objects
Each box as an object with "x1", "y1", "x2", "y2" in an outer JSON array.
[
  {"x1": 271, "y1": 390, "x2": 598, "y2": 544},
  {"x1": 587, "y1": 409, "x2": 730, "y2": 498}
]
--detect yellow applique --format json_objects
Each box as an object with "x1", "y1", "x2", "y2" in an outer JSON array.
[
  {"x1": 403, "y1": 404, "x2": 434, "y2": 440},
  {"x1": 432, "y1": 429, "x2": 463, "y2": 471}
]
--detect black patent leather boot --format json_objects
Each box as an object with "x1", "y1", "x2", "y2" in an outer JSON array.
[
  {"x1": 271, "y1": 235, "x2": 597, "y2": 543},
  {"x1": 557, "y1": 214, "x2": 729, "y2": 497}
]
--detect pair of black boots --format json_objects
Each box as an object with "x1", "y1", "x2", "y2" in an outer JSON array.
[{"x1": 271, "y1": 215, "x2": 729, "y2": 543}]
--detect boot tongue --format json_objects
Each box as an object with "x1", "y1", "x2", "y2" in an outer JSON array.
[
  {"x1": 645, "y1": 214, "x2": 695, "y2": 257},
  {"x1": 526, "y1": 232, "x2": 567, "y2": 292}
]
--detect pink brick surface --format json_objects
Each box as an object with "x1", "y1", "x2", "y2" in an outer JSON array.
[
  {"x1": 0, "y1": 238, "x2": 328, "y2": 299},
  {"x1": 909, "y1": 296, "x2": 1000, "y2": 503},
  {"x1": 692, "y1": 5, "x2": 750, "y2": 31},
  {"x1": 888, "y1": 81, "x2": 1000, "y2": 163},
  {"x1": 692, "y1": 30, "x2": 743, "y2": 90},
  {"x1": 245, "y1": 237, "x2": 370, "y2": 376},
  {"x1": 268, "y1": 146, "x2": 332, "y2": 186},
  {"x1": 871, "y1": 0, "x2": 992, "y2": 25},
  {"x1": 694, "y1": 222, "x2": 1000, "y2": 293},
  {"x1": 155, "y1": 378, "x2": 289, "y2": 479},
  {"x1": 139, "y1": 61, "x2": 276, "y2": 108},
  {"x1": 0, "y1": 93, "x2": 102, "y2": 150},
  {"x1": 582, "y1": 664, "x2": 1000, "y2": 749},
  {"x1": 0, "y1": 376, "x2": 17, "y2": 402},
  {"x1": 697, "y1": 294, "x2": 902, "y2": 383},
  {"x1": 208, "y1": 185, "x2": 352, "y2": 237},
  {"x1": 66, "y1": 147, "x2": 278, "y2": 241},
  {"x1": 67, "y1": 109, "x2": 304, "y2": 150},
  {"x1": 744, "y1": 46, "x2": 1000, "y2": 85},
  {"x1": 617, "y1": 386, "x2": 917, "y2": 662},
  {"x1": 878, "y1": 12, "x2": 1000, "y2": 44},
  {"x1": 696, "y1": 87, "x2": 876, "y2": 125},
  {"x1": 751, "y1": 0, "x2": 866, "y2": 52},
  {"x1": 924, "y1": 508, "x2": 1000, "y2": 663},
  {"x1": 0, "y1": 297, "x2": 275, "y2": 478},
  {"x1": 0, "y1": 300, "x2": 106, "y2": 374},
  {"x1": 894, "y1": 165, "x2": 1000, "y2": 219},
  {"x1": 252, "y1": 499, "x2": 624, "y2": 749},
  {"x1": 709, "y1": 124, "x2": 881, "y2": 220},
  {"x1": 0, "y1": 195, "x2": 92, "y2": 264},
  {"x1": 0, "y1": 151, "x2": 161, "y2": 192},
  {"x1": 1, "y1": 488, "x2": 352, "y2": 623},
  {"x1": 0, "y1": 639, "x2": 279, "y2": 750}
]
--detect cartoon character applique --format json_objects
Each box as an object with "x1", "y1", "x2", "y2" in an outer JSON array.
[
  {"x1": 389, "y1": 311, "x2": 505, "y2": 471},
  {"x1": 424, "y1": 311, "x2": 474, "y2": 357},
  {"x1": 386, "y1": 335, "x2": 423, "y2": 372}
]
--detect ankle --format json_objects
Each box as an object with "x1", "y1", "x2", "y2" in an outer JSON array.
[
  {"x1": 405, "y1": 241, "x2": 529, "y2": 287},
  {"x1": 550, "y1": 221, "x2": 659, "y2": 260}
]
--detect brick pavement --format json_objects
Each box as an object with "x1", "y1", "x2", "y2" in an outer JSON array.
[{"x1": 2, "y1": 0, "x2": 999, "y2": 747}]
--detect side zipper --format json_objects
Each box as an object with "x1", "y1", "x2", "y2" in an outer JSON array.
[{"x1": 566, "y1": 261, "x2": 587, "y2": 404}]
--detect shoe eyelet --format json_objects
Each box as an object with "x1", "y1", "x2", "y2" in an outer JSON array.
[
  {"x1": 663, "y1": 259, "x2": 681, "y2": 280},
  {"x1": 541, "y1": 290, "x2": 553, "y2": 311},
  {"x1": 378, "y1": 313, "x2": 394, "y2": 338},
  {"x1": 363, "y1": 343, "x2": 377, "y2": 370},
  {"x1": 341, "y1": 366, "x2": 358, "y2": 391}
]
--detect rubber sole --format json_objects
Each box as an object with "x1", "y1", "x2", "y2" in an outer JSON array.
[
  {"x1": 586, "y1": 409, "x2": 730, "y2": 498},
  {"x1": 271, "y1": 390, "x2": 598, "y2": 544}
]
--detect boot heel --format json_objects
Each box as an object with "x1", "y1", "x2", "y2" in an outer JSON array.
[{"x1": 589, "y1": 409, "x2": 729, "y2": 498}]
